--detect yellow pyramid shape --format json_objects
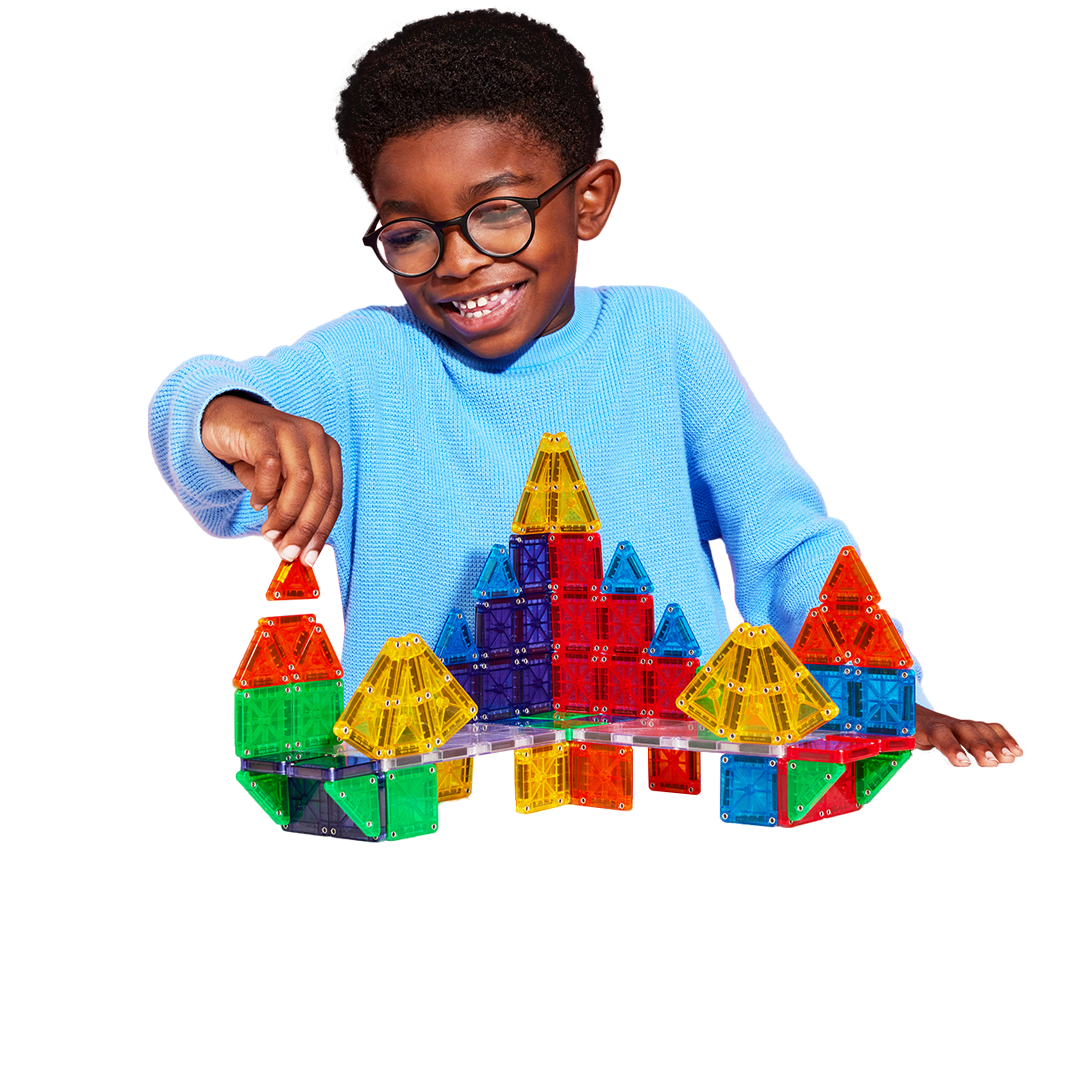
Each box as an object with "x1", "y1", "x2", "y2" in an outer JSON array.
[
  {"x1": 512, "y1": 432, "x2": 600, "y2": 535},
  {"x1": 334, "y1": 635, "x2": 477, "y2": 758},
  {"x1": 677, "y1": 624, "x2": 836, "y2": 744}
]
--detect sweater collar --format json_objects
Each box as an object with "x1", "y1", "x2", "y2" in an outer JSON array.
[{"x1": 431, "y1": 286, "x2": 602, "y2": 373}]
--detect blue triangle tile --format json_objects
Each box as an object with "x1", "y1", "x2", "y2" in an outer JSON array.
[
  {"x1": 435, "y1": 609, "x2": 479, "y2": 664},
  {"x1": 600, "y1": 540, "x2": 654, "y2": 594},
  {"x1": 648, "y1": 602, "x2": 701, "y2": 657},
  {"x1": 472, "y1": 545, "x2": 522, "y2": 599}
]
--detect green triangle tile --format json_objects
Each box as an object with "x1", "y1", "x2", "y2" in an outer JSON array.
[
  {"x1": 323, "y1": 775, "x2": 382, "y2": 838},
  {"x1": 786, "y1": 760, "x2": 846, "y2": 822},
  {"x1": 235, "y1": 770, "x2": 290, "y2": 826},
  {"x1": 856, "y1": 751, "x2": 912, "y2": 806}
]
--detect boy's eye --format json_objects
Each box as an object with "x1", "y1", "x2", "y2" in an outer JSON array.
[
  {"x1": 471, "y1": 200, "x2": 531, "y2": 231},
  {"x1": 381, "y1": 223, "x2": 434, "y2": 250}
]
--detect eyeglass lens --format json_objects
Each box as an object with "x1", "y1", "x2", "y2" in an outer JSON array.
[{"x1": 375, "y1": 199, "x2": 534, "y2": 275}]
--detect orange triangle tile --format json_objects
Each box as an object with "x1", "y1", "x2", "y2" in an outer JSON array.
[
  {"x1": 793, "y1": 607, "x2": 845, "y2": 664},
  {"x1": 265, "y1": 558, "x2": 321, "y2": 601},
  {"x1": 817, "y1": 546, "x2": 881, "y2": 607}
]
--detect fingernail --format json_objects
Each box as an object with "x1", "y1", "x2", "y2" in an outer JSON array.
[
  {"x1": 956, "y1": 751, "x2": 970, "y2": 766},
  {"x1": 1013, "y1": 745, "x2": 1024, "y2": 754},
  {"x1": 1001, "y1": 748, "x2": 1015, "y2": 759},
  {"x1": 264, "y1": 530, "x2": 281, "y2": 542},
  {"x1": 281, "y1": 545, "x2": 300, "y2": 562},
  {"x1": 303, "y1": 549, "x2": 319, "y2": 566}
]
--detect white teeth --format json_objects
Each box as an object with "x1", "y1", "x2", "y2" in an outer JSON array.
[{"x1": 451, "y1": 286, "x2": 517, "y2": 316}]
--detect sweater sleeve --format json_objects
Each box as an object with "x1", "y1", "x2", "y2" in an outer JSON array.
[
  {"x1": 148, "y1": 332, "x2": 350, "y2": 540},
  {"x1": 668, "y1": 291, "x2": 929, "y2": 698}
]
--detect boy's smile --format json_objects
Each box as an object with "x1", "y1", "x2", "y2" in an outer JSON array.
[{"x1": 370, "y1": 120, "x2": 618, "y2": 360}]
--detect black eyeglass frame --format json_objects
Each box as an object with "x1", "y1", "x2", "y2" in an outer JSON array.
[{"x1": 362, "y1": 164, "x2": 590, "y2": 277}]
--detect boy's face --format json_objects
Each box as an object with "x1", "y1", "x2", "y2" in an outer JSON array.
[{"x1": 370, "y1": 120, "x2": 584, "y2": 360}]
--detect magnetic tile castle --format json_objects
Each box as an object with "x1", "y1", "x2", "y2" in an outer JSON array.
[{"x1": 235, "y1": 433, "x2": 917, "y2": 839}]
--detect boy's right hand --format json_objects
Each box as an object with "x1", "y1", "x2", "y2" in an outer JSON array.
[{"x1": 201, "y1": 393, "x2": 342, "y2": 566}]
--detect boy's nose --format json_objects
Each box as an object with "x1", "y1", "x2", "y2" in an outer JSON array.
[{"x1": 434, "y1": 226, "x2": 492, "y2": 278}]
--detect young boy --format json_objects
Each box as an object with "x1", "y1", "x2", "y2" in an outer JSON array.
[{"x1": 149, "y1": 10, "x2": 1019, "y2": 769}]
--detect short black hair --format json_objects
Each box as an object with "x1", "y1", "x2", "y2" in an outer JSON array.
[{"x1": 337, "y1": 9, "x2": 604, "y2": 199}]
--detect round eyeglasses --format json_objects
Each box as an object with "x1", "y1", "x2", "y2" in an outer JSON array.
[{"x1": 363, "y1": 165, "x2": 589, "y2": 277}]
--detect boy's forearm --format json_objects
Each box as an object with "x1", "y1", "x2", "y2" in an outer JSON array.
[{"x1": 149, "y1": 361, "x2": 268, "y2": 538}]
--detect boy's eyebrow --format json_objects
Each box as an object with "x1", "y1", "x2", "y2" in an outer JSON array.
[
  {"x1": 379, "y1": 172, "x2": 538, "y2": 217},
  {"x1": 462, "y1": 172, "x2": 537, "y2": 202}
]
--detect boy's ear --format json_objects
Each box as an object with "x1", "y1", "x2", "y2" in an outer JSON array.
[{"x1": 576, "y1": 159, "x2": 621, "y2": 241}]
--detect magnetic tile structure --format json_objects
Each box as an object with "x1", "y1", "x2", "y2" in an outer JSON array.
[
  {"x1": 660, "y1": 544, "x2": 915, "y2": 829},
  {"x1": 233, "y1": 433, "x2": 917, "y2": 841},
  {"x1": 793, "y1": 548, "x2": 916, "y2": 739},
  {"x1": 429, "y1": 429, "x2": 708, "y2": 812},
  {"x1": 233, "y1": 608, "x2": 345, "y2": 759}
]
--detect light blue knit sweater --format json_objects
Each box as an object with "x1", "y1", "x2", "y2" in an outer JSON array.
[{"x1": 150, "y1": 285, "x2": 884, "y2": 698}]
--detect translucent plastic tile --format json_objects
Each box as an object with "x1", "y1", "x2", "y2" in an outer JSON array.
[
  {"x1": 292, "y1": 622, "x2": 344, "y2": 682},
  {"x1": 234, "y1": 614, "x2": 342, "y2": 688},
  {"x1": 279, "y1": 753, "x2": 375, "y2": 781},
  {"x1": 572, "y1": 717, "x2": 785, "y2": 756},
  {"x1": 286, "y1": 776, "x2": 320, "y2": 824},
  {"x1": 317, "y1": 786, "x2": 382, "y2": 842},
  {"x1": 817, "y1": 546, "x2": 881, "y2": 607},
  {"x1": 874, "y1": 734, "x2": 916, "y2": 753},
  {"x1": 436, "y1": 758, "x2": 473, "y2": 802},
  {"x1": 792, "y1": 610, "x2": 845, "y2": 666},
  {"x1": 779, "y1": 763, "x2": 860, "y2": 827},
  {"x1": 860, "y1": 669, "x2": 915, "y2": 737},
  {"x1": 552, "y1": 650, "x2": 600, "y2": 714},
  {"x1": 257, "y1": 617, "x2": 336, "y2": 682},
  {"x1": 233, "y1": 623, "x2": 296, "y2": 689},
  {"x1": 855, "y1": 750, "x2": 912, "y2": 806},
  {"x1": 805, "y1": 666, "x2": 915, "y2": 736},
  {"x1": 837, "y1": 607, "x2": 911, "y2": 669},
  {"x1": 551, "y1": 592, "x2": 600, "y2": 650},
  {"x1": 509, "y1": 534, "x2": 550, "y2": 589},
  {"x1": 781, "y1": 759, "x2": 846, "y2": 822},
  {"x1": 265, "y1": 558, "x2": 321, "y2": 601},
  {"x1": 719, "y1": 753, "x2": 778, "y2": 826},
  {"x1": 648, "y1": 603, "x2": 701, "y2": 658},
  {"x1": 794, "y1": 547, "x2": 912, "y2": 671},
  {"x1": 647, "y1": 748, "x2": 701, "y2": 794},
  {"x1": 520, "y1": 594, "x2": 552, "y2": 651},
  {"x1": 334, "y1": 634, "x2": 478, "y2": 758},
  {"x1": 570, "y1": 741, "x2": 633, "y2": 810},
  {"x1": 323, "y1": 774, "x2": 382, "y2": 838},
  {"x1": 597, "y1": 594, "x2": 654, "y2": 655},
  {"x1": 235, "y1": 770, "x2": 290, "y2": 825},
  {"x1": 679, "y1": 624, "x2": 838, "y2": 745},
  {"x1": 472, "y1": 544, "x2": 522, "y2": 599},
  {"x1": 476, "y1": 598, "x2": 521, "y2": 657},
  {"x1": 375, "y1": 721, "x2": 565, "y2": 769},
  {"x1": 601, "y1": 540, "x2": 653, "y2": 594},
  {"x1": 548, "y1": 533, "x2": 604, "y2": 593},
  {"x1": 384, "y1": 764, "x2": 439, "y2": 840},
  {"x1": 641, "y1": 656, "x2": 699, "y2": 719},
  {"x1": 789, "y1": 735, "x2": 882, "y2": 764},
  {"x1": 515, "y1": 653, "x2": 552, "y2": 713},
  {"x1": 289, "y1": 679, "x2": 345, "y2": 755},
  {"x1": 435, "y1": 610, "x2": 479, "y2": 665},
  {"x1": 235, "y1": 685, "x2": 291, "y2": 759},
  {"x1": 283, "y1": 777, "x2": 379, "y2": 841},
  {"x1": 803, "y1": 665, "x2": 851, "y2": 732},
  {"x1": 511, "y1": 432, "x2": 600, "y2": 535},
  {"x1": 446, "y1": 662, "x2": 479, "y2": 702},
  {"x1": 597, "y1": 655, "x2": 645, "y2": 717},
  {"x1": 515, "y1": 742, "x2": 569, "y2": 813},
  {"x1": 478, "y1": 660, "x2": 516, "y2": 720}
]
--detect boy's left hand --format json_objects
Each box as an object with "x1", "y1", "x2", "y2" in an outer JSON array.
[{"x1": 915, "y1": 704, "x2": 1023, "y2": 767}]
